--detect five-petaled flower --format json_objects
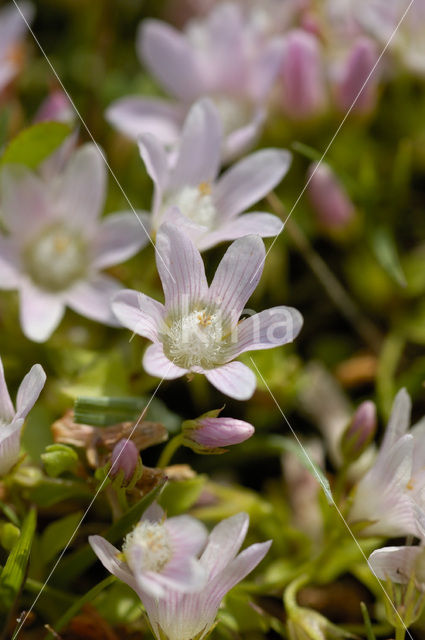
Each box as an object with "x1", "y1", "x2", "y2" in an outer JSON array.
[
  {"x1": 0, "y1": 144, "x2": 149, "y2": 342},
  {"x1": 139, "y1": 98, "x2": 290, "y2": 250},
  {"x1": 112, "y1": 223, "x2": 303, "y2": 400},
  {"x1": 90, "y1": 508, "x2": 271, "y2": 640},
  {"x1": 0, "y1": 355, "x2": 45, "y2": 476}
]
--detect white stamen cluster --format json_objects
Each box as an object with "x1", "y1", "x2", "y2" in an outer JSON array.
[
  {"x1": 24, "y1": 223, "x2": 87, "y2": 292},
  {"x1": 168, "y1": 184, "x2": 217, "y2": 229},
  {"x1": 162, "y1": 308, "x2": 230, "y2": 370},
  {"x1": 123, "y1": 521, "x2": 172, "y2": 573}
]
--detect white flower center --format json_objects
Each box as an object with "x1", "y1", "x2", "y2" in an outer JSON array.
[
  {"x1": 24, "y1": 224, "x2": 88, "y2": 292},
  {"x1": 162, "y1": 308, "x2": 230, "y2": 370},
  {"x1": 212, "y1": 96, "x2": 251, "y2": 137},
  {"x1": 123, "y1": 521, "x2": 172, "y2": 573},
  {"x1": 166, "y1": 183, "x2": 217, "y2": 229}
]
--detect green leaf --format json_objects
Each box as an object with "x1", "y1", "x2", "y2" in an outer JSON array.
[
  {"x1": 0, "y1": 508, "x2": 36, "y2": 614},
  {"x1": 54, "y1": 480, "x2": 165, "y2": 587},
  {"x1": 160, "y1": 475, "x2": 207, "y2": 516},
  {"x1": 41, "y1": 444, "x2": 79, "y2": 477},
  {"x1": 372, "y1": 227, "x2": 407, "y2": 287},
  {"x1": 360, "y1": 602, "x2": 377, "y2": 640},
  {"x1": 40, "y1": 512, "x2": 83, "y2": 564},
  {"x1": 0, "y1": 122, "x2": 71, "y2": 169}
]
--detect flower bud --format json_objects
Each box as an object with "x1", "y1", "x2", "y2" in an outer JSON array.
[
  {"x1": 110, "y1": 439, "x2": 139, "y2": 482},
  {"x1": 307, "y1": 162, "x2": 355, "y2": 229},
  {"x1": 341, "y1": 401, "x2": 377, "y2": 462},
  {"x1": 334, "y1": 37, "x2": 380, "y2": 115},
  {"x1": 182, "y1": 410, "x2": 254, "y2": 454},
  {"x1": 280, "y1": 29, "x2": 326, "y2": 120},
  {"x1": 35, "y1": 90, "x2": 75, "y2": 124}
]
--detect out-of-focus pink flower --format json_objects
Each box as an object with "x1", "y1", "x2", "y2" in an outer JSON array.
[
  {"x1": 34, "y1": 90, "x2": 75, "y2": 125},
  {"x1": 334, "y1": 36, "x2": 380, "y2": 114},
  {"x1": 89, "y1": 502, "x2": 208, "y2": 599},
  {"x1": 307, "y1": 162, "x2": 355, "y2": 229},
  {"x1": 110, "y1": 439, "x2": 140, "y2": 482},
  {"x1": 341, "y1": 400, "x2": 377, "y2": 462},
  {"x1": 182, "y1": 409, "x2": 254, "y2": 453},
  {"x1": 107, "y1": 3, "x2": 284, "y2": 160},
  {"x1": 280, "y1": 29, "x2": 326, "y2": 120},
  {"x1": 138, "y1": 98, "x2": 290, "y2": 250},
  {"x1": 0, "y1": 356, "x2": 45, "y2": 476},
  {"x1": 349, "y1": 389, "x2": 425, "y2": 537},
  {"x1": 0, "y1": 144, "x2": 149, "y2": 342},
  {"x1": 0, "y1": 2, "x2": 34, "y2": 94},
  {"x1": 112, "y1": 224, "x2": 303, "y2": 400},
  {"x1": 91, "y1": 510, "x2": 271, "y2": 640}
]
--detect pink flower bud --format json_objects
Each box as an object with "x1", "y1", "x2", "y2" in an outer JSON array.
[
  {"x1": 335, "y1": 37, "x2": 380, "y2": 115},
  {"x1": 182, "y1": 411, "x2": 254, "y2": 454},
  {"x1": 341, "y1": 400, "x2": 377, "y2": 462},
  {"x1": 307, "y1": 162, "x2": 355, "y2": 229},
  {"x1": 110, "y1": 439, "x2": 139, "y2": 482},
  {"x1": 35, "y1": 90, "x2": 75, "y2": 125},
  {"x1": 280, "y1": 29, "x2": 326, "y2": 120}
]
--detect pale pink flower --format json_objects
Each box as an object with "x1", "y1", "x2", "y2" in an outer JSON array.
[
  {"x1": 91, "y1": 510, "x2": 271, "y2": 640},
  {"x1": 138, "y1": 98, "x2": 290, "y2": 250},
  {"x1": 112, "y1": 223, "x2": 303, "y2": 400},
  {"x1": 107, "y1": 2, "x2": 284, "y2": 160},
  {"x1": 349, "y1": 389, "x2": 421, "y2": 537},
  {"x1": 0, "y1": 356, "x2": 45, "y2": 475},
  {"x1": 89, "y1": 502, "x2": 208, "y2": 599},
  {"x1": 333, "y1": 36, "x2": 380, "y2": 114},
  {"x1": 182, "y1": 410, "x2": 254, "y2": 453},
  {"x1": 0, "y1": 144, "x2": 149, "y2": 342},
  {"x1": 307, "y1": 162, "x2": 355, "y2": 229},
  {"x1": 0, "y1": 2, "x2": 34, "y2": 93}
]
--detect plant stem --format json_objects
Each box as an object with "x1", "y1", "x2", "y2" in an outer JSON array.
[
  {"x1": 267, "y1": 191, "x2": 383, "y2": 353},
  {"x1": 158, "y1": 434, "x2": 184, "y2": 468},
  {"x1": 395, "y1": 625, "x2": 406, "y2": 640}
]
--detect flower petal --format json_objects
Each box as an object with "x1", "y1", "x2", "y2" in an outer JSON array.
[
  {"x1": 0, "y1": 357, "x2": 15, "y2": 423},
  {"x1": 193, "y1": 417, "x2": 254, "y2": 448},
  {"x1": 89, "y1": 536, "x2": 138, "y2": 591},
  {"x1": 55, "y1": 144, "x2": 106, "y2": 229},
  {"x1": 0, "y1": 166, "x2": 50, "y2": 240},
  {"x1": 106, "y1": 97, "x2": 183, "y2": 143},
  {"x1": 208, "y1": 235, "x2": 265, "y2": 326},
  {"x1": 92, "y1": 212, "x2": 150, "y2": 270},
  {"x1": 0, "y1": 418, "x2": 24, "y2": 476},
  {"x1": 19, "y1": 283, "x2": 65, "y2": 343},
  {"x1": 138, "y1": 133, "x2": 169, "y2": 217},
  {"x1": 16, "y1": 364, "x2": 46, "y2": 420},
  {"x1": 222, "y1": 108, "x2": 266, "y2": 163},
  {"x1": 229, "y1": 306, "x2": 303, "y2": 358},
  {"x1": 65, "y1": 274, "x2": 122, "y2": 326},
  {"x1": 169, "y1": 98, "x2": 222, "y2": 191},
  {"x1": 112, "y1": 289, "x2": 165, "y2": 342},
  {"x1": 197, "y1": 212, "x2": 283, "y2": 251},
  {"x1": 200, "y1": 513, "x2": 249, "y2": 579},
  {"x1": 368, "y1": 546, "x2": 423, "y2": 584},
  {"x1": 165, "y1": 515, "x2": 208, "y2": 559},
  {"x1": 204, "y1": 361, "x2": 256, "y2": 400},
  {"x1": 143, "y1": 343, "x2": 188, "y2": 380},
  {"x1": 380, "y1": 388, "x2": 411, "y2": 453},
  {"x1": 155, "y1": 223, "x2": 208, "y2": 315},
  {"x1": 138, "y1": 20, "x2": 203, "y2": 101},
  {"x1": 154, "y1": 557, "x2": 207, "y2": 594},
  {"x1": 214, "y1": 149, "x2": 292, "y2": 219},
  {"x1": 0, "y1": 236, "x2": 21, "y2": 289}
]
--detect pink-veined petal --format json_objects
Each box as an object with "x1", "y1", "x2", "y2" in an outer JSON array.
[
  {"x1": 143, "y1": 343, "x2": 188, "y2": 380},
  {"x1": 201, "y1": 513, "x2": 249, "y2": 579},
  {"x1": 89, "y1": 536, "x2": 137, "y2": 591},
  {"x1": 0, "y1": 418, "x2": 24, "y2": 476},
  {"x1": 165, "y1": 515, "x2": 208, "y2": 559},
  {"x1": 204, "y1": 361, "x2": 257, "y2": 401},
  {"x1": 214, "y1": 149, "x2": 291, "y2": 219},
  {"x1": 138, "y1": 133, "x2": 169, "y2": 216},
  {"x1": 155, "y1": 223, "x2": 208, "y2": 315},
  {"x1": 380, "y1": 388, "x2": 411, "y2": 453},
  {"x1": 65, "y1": 274, "x2": 122, "y2": 327},
  {"x1": 138, "y1": 20, "x2": 203, "y2": 101},
  {"x1": 112, "y1": 289, "x2": 165, "y2": 342},
  {"x1": 19, "y1": 283, "x2": 65, "y2": 343},
  {"x1": 169, "y1": 98, "x2": 222, "y2": 191},
  {"x1": 106, "y1": 96, "x2": 183, "y2": 143},
  {"x1": 197, "y1": 212, "x2": 283, "y2": 251},
  {"x1": 0, "y1": 357, "x2": 14, "y2": 423},
  {"x1": 208, "y1": 235, "x2": 265, "y2": 326},
  {"x1": 16, "y1": 364, "x2": 46, "y2": 420},
  {"x1": 193, "y1": 417, "x2": 254, "y2": 448},
  {"x1": 92, "y1": 211, "x2": 150, "y2": 270},
  {"x1": 368, "y1": 546, "x2": 424, "y2": 584}
]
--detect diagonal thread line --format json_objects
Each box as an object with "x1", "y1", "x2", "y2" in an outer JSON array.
[
  {"x1": 12, "y1": 366, "x2": 173, "y2": 640},
  {"x1": 249, "y1": 356, "x2": 414, "y2": 639},
  {"x1": 10, "y1": 0, "x2": 176, "y2": 284},
  {"x1": 251, "y1": 0, "x2": 416, "y2": 282}
]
